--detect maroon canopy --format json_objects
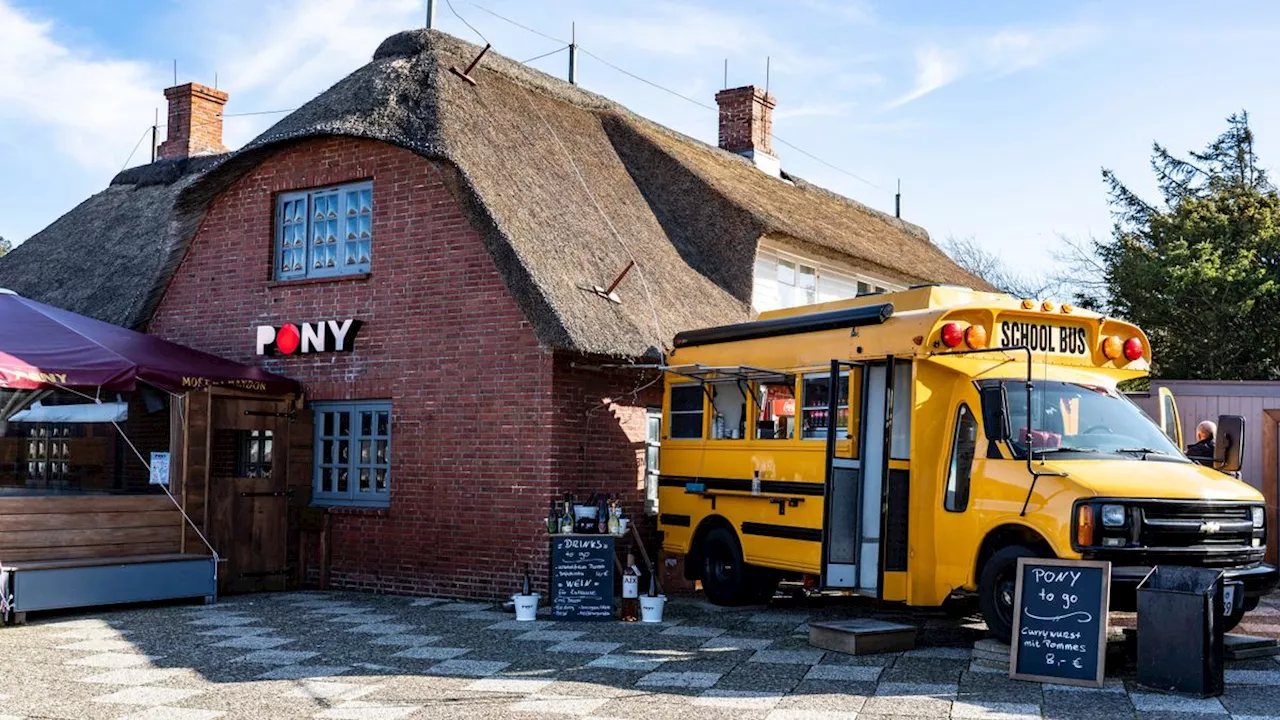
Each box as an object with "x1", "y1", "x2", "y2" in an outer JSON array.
[{"x1": 0, "y1": 290, "x2": 299, "y2": 395}]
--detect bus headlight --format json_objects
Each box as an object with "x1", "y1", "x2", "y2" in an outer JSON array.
[
  {"x1": 1253, "y1": 507, "x2": 1265, "y2": 529},
  {"x1": 1101, "y1": 504, "x2": 1126, "y2": 528}
]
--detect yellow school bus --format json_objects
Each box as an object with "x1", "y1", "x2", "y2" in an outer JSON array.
[{"x1": 657, "y1": 285, "x2": 1276, "y2": 639}]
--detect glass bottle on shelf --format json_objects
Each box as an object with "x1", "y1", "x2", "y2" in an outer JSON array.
[
  {"x1": 620, "y1": 550, "x2": 640, "y2": 622},
  {"x1": 597, "y1": 495, "x2": 609, "y2": 534},
  {"x1": 607, "y1": 497, "x2": 620, "y2": 535},
  {"x1": 558, "y1": 500, "x2": 574, "y2": 534},
  {"x1": 546, "y1": 501, "x2": 559, "y2": 534}
]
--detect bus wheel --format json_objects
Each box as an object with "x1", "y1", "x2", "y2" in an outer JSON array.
[
  {"x1": 701, "y1": 526, "x2": 751, "y2": 606},
  {"x1": 978, "y1": 544, "x2": 1040, "y2": 642}
]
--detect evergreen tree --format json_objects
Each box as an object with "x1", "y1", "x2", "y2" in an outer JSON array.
[{"x1": 1093, "y1": 112, "x2": 1280, "y2": 380}]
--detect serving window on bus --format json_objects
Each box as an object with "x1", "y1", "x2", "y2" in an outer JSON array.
[{"x1": 709, "y1": 381, "x2": 748, "y2": 440}]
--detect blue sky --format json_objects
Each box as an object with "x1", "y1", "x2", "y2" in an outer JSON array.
[{"x1": 4, "y1": 0, "x2": 1280, "y2": 282}]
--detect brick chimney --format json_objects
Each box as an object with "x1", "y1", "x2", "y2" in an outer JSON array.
[
  {"x1": 158, "y1": 82, "x2": 229, "y2": 161},
  {"x1": 715, "y1": 85, "x2": 780, "y2": 176}
]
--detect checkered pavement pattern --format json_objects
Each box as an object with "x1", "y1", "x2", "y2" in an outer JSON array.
[{"x1": 0, "y1": 591, "x2": 1278, "y2": 719}]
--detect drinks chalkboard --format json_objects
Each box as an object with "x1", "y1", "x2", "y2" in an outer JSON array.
[
  {"x1": 550, "y1": 535, "x2": 615, "y2": 621},
  {"x1": 1009, "y1": 557, "x2": 1111, "y2": 687}
]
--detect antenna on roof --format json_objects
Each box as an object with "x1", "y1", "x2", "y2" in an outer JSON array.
[
  {"x1": 765, "y1": 56, "x2": 771, "y2": 95},
  {"x1": 172, "y1": 60, "x2": 177, "y2": 86},
  {"x1": 723, "y1": 59, "x2": 728, "y2": 89},
  {"x1": 895, "y1": 179, "x2": 902, "y2": 218},
  {"x1": 214, "y1": 72, "x2": 218, "y2": 90},
  {"x1": 426, "y1": 0, "x2": 436, "y2": 29},
  {"x1": 568, "y1": 22, "x2": 578, "y2": 85},
  {"x1": 151, "y1": 108, "x2": 158, "y2": 164}
]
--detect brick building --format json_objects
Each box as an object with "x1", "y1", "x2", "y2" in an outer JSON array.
[{"x1": 0, "y1": 30, "x2": 984, "y2": 599}]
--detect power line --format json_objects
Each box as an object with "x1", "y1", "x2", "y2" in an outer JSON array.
[
  {"x1": 577, "y1": 47, "x2": 716, "y2": 112},
  {"x1": 469, "y1": 2, "x2": 567, "y2": 44},
  {"x1": 120, "y1": 125, "x2": 153, "y2": 172},
  {"x1": 771, "y1": 135, "x2": 891, "y2": 194},
  {"x1": 462, "y1": 2, "x2": 892, "y2": 195},
  {"x1": 521, "y1": 45, "x2": 568, "y2": 65},
  {"x1": 221, "y1": 108, "x2": 296, "y2": 118},
  {"x1": 445, "y1": 0, "x2": 489, "y2": 45}
]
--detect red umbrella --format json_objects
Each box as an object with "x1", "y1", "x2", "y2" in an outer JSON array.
[{"x1": 0, "y1": 290, "x2": 299, "y2": 395}]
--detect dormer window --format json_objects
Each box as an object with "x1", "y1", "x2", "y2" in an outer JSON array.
[
  {"x1": 276, "y1": 181, "x2": 373, "y2": 281},
  {"x1": 754, "y1": 241, "x2": 903, "y2": 312}
]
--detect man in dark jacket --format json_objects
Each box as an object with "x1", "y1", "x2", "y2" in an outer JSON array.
[{"x1": 1186, "y1": 420, "x2": 1216, "y2": 467}]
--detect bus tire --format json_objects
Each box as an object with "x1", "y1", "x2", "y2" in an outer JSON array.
[
  {"x1": 978, "y1": 544, "x2": 1041, "y2": 642},
  {"x1": 701, "y1": 526, "x2": 752, "y2": 606}
]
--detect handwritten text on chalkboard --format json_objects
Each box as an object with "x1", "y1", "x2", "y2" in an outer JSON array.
[
  {"x1": 550, "y1": 535, "x2": 615, "y2": 621},
  {"x1": 1010, "y1": 558, "x2": 1111, "y2": 687}
]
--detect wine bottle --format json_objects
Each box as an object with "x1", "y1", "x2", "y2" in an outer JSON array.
[
  {"x1": 621, "y1": 549, "x2": 640, "y2": 622},
  {"x1": 522, "y1": 564, "x2": 532, "y2": 596},
  {"x1": 546, "y1": 501, "x2": 558, "y2": 534},
  {"x1": 607, "y1": 497, "x2": 620, "y2": 535},
  {"x1": 597, "y1": 495, "x2": 609, "y2": 534},
  {"x1": 559, "y1": 500, "x2": 574, "y2": 534},
  {"x1": 647, "y1": 571, "x2": 658, "y2": 597}
]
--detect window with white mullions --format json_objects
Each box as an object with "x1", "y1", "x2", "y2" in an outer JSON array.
[
  {"x1": 276, "y1": 181, "x2": 373, "y2": 281},
  {"x1": 644, "y1": 409, "x2": 661, "y2": 514},
  {"x1": 237, "y1": 429, "x2": 273, "y2": 479},
  {"x1": 313, "y1": 401, "x2": 391, "y2": 507}
]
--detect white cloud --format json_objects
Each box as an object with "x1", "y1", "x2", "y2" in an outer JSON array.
[
  {"x1": 884, "y1": 45, "x2": 963, "y2": 109},
  {"x1": 195, "y1": 0, "x2": 422, "y2": 146},
  {"x1": 883, "y1": 24, "x2": 1101, "y2": 111},
  {"x1": 0, "y1": 1, "x2": 161, "y2": 171}
]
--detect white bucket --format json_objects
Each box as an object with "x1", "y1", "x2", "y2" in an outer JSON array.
[
  {"x1": 513, "y1": 593, "x2": 539, "y2": 621},
  {"x1": 640, "y1": 595, "x2": 666, "y2": 623}
]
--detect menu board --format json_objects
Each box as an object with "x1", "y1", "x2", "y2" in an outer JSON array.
[
  {"x1": 1010, "y1": 557, "x2": 1111, "y2": 687},
  {"x1": 550, "y1": 535, "x2": 615, "y2": 621}
]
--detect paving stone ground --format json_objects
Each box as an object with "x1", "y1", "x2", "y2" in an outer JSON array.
[{"x1": 1, "y1": 590, "x2": 1278, "y2": 719}]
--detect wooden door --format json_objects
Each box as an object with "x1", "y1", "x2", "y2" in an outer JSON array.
[{"x1": 208, "y1": 397, "x2": 293, "y2": 594}]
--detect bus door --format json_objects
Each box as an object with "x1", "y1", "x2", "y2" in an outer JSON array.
[{"x1": 821, "y1": 359, "x2": 894, "y2": 596}]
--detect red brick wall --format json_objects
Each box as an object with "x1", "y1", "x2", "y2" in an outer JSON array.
[{"x1": 148, "y1": 136, "x2": 659, "y2": 599}]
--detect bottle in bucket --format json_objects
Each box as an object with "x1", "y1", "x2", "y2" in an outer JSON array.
[
  {"x1": 522, "y1": 564, "x2": 532, "y2": 596},
  {"x1": 621, "y1": 549, "x2": 640, "y2": 622},
  {"x1": 641, "y1": 572, "x2": 665, "y2": 623}
]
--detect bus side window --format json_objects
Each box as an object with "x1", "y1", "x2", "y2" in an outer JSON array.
[
  {"x1": 709, "y1": 381, "x2": 747, "y2": 440},
  {"x1": 755, "y1": 380, "x2": 796, "y2": 440},
  {"x1": 669, "y1": 385, "x2": 704, "y2": 439},
  {"x1": 801, "y1": 372, "x2": 849, "y2": 440},
  {"x1": 944, "y1": 403, "x2": 978, "y2": 512}
]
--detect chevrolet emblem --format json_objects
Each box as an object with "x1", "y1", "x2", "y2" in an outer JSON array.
[{"x1": 1200, "y1": 521, "x2": 1222, "y2": 534}]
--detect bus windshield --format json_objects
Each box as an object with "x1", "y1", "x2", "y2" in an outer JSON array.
[{"x1": 994, "y1": 380, "x2": 1187, "y2": 461}]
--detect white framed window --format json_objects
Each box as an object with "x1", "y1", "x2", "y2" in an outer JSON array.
[
  {"x1": 753, "y1": 243, "x2": 902, "y2": 312},
  {"x1": 312, "y1": 401, "x2": 391, "y2": 507},
  {"x1": 277, "y1": 181, "x2": 373, "y2": 281},
  {"x1": 644, "y1": 408, "x2": 660, "y2": 514}
]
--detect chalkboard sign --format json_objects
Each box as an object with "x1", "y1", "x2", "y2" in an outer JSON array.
[
  {"x1": 549, "y1": 534, "x2": 615, "y2": 621},
  {"x1": 1010, "y1": 557, "x2": 1111, "y2": 687}
]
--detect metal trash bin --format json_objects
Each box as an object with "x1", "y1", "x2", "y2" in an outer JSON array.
[{"x1": 1136, "y1": 566, "x2": 1225, "y2": 697}]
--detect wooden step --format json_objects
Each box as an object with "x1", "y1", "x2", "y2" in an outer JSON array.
[{"x1": 808, "y1": 618, "x2": 916, "y2": 656}]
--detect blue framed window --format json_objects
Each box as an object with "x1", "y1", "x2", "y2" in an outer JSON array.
[
  {"x1": 312, "y1": 401, "x2": 391, "y2": 507},
  {"x1": 277, "y1": 181, "x2": 373, "y2": 281}
]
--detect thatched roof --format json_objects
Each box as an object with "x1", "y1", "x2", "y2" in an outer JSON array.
[
  {"x1": 0, "y1": 156, "x2": 222, "y2": 329},
  {"x1": 6, "y1": 29, "x2": 986, "y2": 357}
]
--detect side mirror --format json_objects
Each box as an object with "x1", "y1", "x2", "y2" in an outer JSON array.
[
  {"x1": 1215, "y1": 414, "x2": 1245, "y2": 474},
  {"x1": 980, "y1": 385, "x2": 1011, "y2": 442}
]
